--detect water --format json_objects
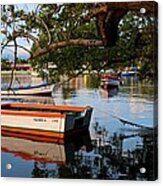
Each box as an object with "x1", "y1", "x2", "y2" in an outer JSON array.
[
  {"x1": 1, "y1": 71, "x2": 32, "y2": 90},
  {"x1": 1, "y1": 75, "x2": 158, "y2": 180}
]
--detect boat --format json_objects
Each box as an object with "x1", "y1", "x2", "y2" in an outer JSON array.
[
  {"x1": 121, "y1": 67, "x2": 139, "y2": 77},
  {"x1": 100, "y1": 74, "x2": 120, "y2": 88},
  {"x1": 1, "y1": 102, "x2": 93, "y2": 142},
  {"x1": 1, "y1": 83, "x2": 53, "y2": 96}
]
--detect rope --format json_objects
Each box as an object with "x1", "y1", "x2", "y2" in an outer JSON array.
[{"x1": 94, "y1": 107, "x2": 153, "y2": 130}]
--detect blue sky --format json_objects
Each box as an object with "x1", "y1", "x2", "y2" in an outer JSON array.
[{"x1": 1, "y1": 4, "x2": 37, "y2": 60}]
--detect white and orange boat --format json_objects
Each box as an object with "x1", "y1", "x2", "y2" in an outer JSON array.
[
  {"x1": 1, "y1": 102, "x2": 93, "y2": 142},
  {"x1": 1, "y1": 83, "x2": 53, "y2": 97}
]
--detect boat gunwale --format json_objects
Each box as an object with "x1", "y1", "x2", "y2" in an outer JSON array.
[{"x1": 1, "y1": 102, "x2": 88, "y2": 113}]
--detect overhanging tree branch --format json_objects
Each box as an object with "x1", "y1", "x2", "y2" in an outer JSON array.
[
  {"x1": 31, "y1": 39, "x2": 103, "y2": 59},
  {"x1": 35, "y1": 16, "x2": 52, "y2": 45}
]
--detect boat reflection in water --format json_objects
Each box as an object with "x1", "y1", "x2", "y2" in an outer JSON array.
[
  {"x1": 99, "y1": 87, "x2": 119, "y2": 98},
  {"x1": 1, "y1": 131, "x2": 92, "y2": 165},
  {"x1": 1, "y1": 75, "x2": 157, "y2": 180},
  {"x1": 1, "y1": 125, "x2": 157, "y2": 180}
]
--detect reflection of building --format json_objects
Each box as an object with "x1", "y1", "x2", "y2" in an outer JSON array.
[
  {"x1": 61, "y1": 75, "x2": 99, "y2": 90},
  {"x1": 63, "y1": 75, "x2": 85, "y2": 90}
]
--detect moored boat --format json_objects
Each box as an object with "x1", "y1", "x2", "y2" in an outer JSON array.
[
  {"x1": 121, "y1": 67, "x2": 139, "y2": 77},
  {"x1": 100, "y1": 74, "x2": 120, "y2": 88},
  {"x1": 1, "y1": 102, "x2": 93, "y2": 142},
  {"x1": 1, "y1": 83, "x2": 53, "y2": 96}
]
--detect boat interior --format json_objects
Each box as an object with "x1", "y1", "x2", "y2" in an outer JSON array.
[{"x1": 1, "y1": 102, "x2": 88, "y2": 116}]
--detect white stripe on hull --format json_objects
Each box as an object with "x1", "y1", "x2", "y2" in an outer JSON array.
[{"x1": 2, "y1": 115, "x2": 65, "y2": 133}]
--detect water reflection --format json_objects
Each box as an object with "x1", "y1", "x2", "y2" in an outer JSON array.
[
  {"x1": 1, "y1": 72, "x2": 32, "y2": 90},
  {"x1": 99, "y1": 87, "x2": 119, "y2": 98},
  {"x1": 1, "y1": 75, "x2": 157, "y2": 180},
  {"x1": 1, "y1": 126, "x2": 157, "y2": 180}
]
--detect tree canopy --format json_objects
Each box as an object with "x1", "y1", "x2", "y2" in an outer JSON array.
[{"x1": 1, "y1": 2, "x2": 158, "y2": 83}]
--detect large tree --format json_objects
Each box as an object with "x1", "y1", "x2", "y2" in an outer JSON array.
[
  {"x1": 1, "y1": 2, "x2": 157, "y2": 84},
  {"x1": 1, "y1": 2, "x2": 157, "y2": 58}
]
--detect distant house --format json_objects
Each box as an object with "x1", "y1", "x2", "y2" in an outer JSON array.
[{"x1": 11, "y1": 64, "x2": 32, "y2": 71}]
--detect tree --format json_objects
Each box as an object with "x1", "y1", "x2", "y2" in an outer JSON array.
[
  {"x1": 1, "y1": 2, "x2": 157, "y2": 59},
  {"x1": 1, "y1": 2, "x2": 158, "y2": 84}
]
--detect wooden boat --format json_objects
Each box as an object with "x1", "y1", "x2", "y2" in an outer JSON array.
[
  {"x1": 100, "y1": 74, "x2": 120, "y2": 88},
  {"x1": 1, "y1": 102, "x2": 93, "y2": 142},
  {"x1": 1, "y1": 83, "x2": 53, "y2": 96}
]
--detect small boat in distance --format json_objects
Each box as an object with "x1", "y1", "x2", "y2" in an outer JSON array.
[
  {"x1": 1, "y1": 102, "x2": 93, "y2": 143},
  {"x1": 100, "y1": 74, "x2": 120, "y2": 88},
  {"x1": 121, "y1": 67, "x2": 139, "y2": 77}
]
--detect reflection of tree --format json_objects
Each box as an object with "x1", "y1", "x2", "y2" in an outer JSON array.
[
  {"x1": 31, "y1": 162, "x2": 49, "y2": 178},
  {"x1": 62, "y1": 87, "x2": 76, "y2": 100},
  {"x1": 28, "y1": 125, "x2": 157, "y2": 180}
]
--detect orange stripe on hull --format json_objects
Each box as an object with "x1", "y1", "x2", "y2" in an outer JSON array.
[{"x1": 2, "y1": 131, "x2": 64, "y2": 144}]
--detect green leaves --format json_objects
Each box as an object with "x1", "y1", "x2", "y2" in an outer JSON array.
[{"x1": 1, "y1": 4, "x2": 157, "y2": 82}]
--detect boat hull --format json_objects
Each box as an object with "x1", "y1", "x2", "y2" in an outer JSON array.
[
  {"x1": 1, "y1": 84, "x2": 53, "y2": 96},
  {"x1": 1, "y1": 103, "x2": 93, "y2": 142}
]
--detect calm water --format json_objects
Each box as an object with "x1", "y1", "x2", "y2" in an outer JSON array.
[
  {"x1": 1, "y1": 75, "x2": 158, "y2": 180},
  {"x1": 1, "y1": 72, "x2": 32, "y2": 90}
]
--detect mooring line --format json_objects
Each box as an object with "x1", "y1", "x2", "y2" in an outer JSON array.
[{"x1": 94, "y1": 107, "x2": 153, "y2": 130}]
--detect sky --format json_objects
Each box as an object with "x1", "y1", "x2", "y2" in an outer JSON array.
[{"x1": 1, "y1": 4, "x2": 37, "y2": 60}]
